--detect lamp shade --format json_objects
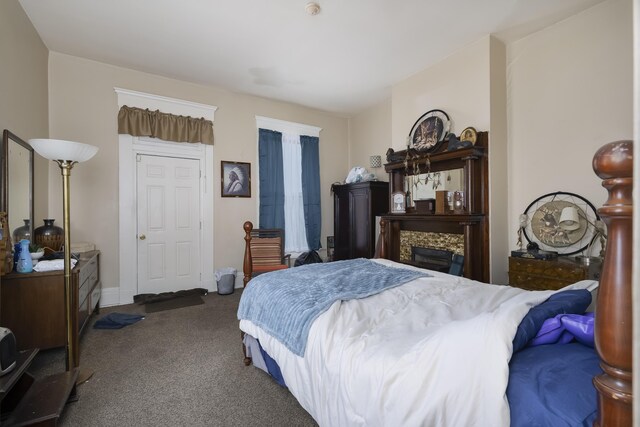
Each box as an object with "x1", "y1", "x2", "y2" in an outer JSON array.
[
  {"x1": 559, "y1": 206, "x2": 581, "y2": 231},
  {"x1": 29, "y1": 138, "x2": 98, "y2": 162}
]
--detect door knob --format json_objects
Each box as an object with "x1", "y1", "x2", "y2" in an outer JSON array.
[{"x1": 139, "y1": 234, "x2": 146, "y2": 240}]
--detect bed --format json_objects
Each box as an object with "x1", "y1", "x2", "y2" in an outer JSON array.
[{"x1": 238, "y1": 140, "x2": 633, "y2": 426}]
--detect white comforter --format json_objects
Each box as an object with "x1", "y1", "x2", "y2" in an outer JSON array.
[{"x1": 240, "y1": 259, "x2": 596, "y2": 427}]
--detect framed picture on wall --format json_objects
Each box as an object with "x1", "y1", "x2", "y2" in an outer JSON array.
[{"x1": 221, "y1": 161, "x2": 251, "y2": 198}]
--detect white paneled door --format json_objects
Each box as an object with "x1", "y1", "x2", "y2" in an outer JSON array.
[{"x1": 136, "y1": 154, "x2": 201, "y2": 294}]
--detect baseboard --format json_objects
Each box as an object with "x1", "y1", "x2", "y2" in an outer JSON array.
[{"x1": 100, "y1": 287, "x2": 121, "y2": 307}]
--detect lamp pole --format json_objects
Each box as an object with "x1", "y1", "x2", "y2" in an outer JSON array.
[
  {"x1": 57, "y1": 159, "x2": 77, "y2": 371},
  {"x1": 28, "y1": 138, "x2": 99, "y2": 376}
]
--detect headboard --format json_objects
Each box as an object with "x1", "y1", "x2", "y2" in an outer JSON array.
[{"x1": 379, "y1": 140, "x2": 634, "y2": 424}]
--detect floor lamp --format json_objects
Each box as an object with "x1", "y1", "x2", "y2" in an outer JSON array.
[{"x1": 29, "y1": 138, "x2": 98, "y2": 371}]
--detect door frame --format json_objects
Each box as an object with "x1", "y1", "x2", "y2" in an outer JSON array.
[
  {"x1": 115, "y1": 88, "x2": 217, "y2": 305},
  {"x1": 119, "y1": 136, "x2": 214, "y2": 304}
]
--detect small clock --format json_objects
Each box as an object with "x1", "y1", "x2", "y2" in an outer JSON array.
[{"x1": 391, "y1": 191, "x2": 406, "y2": 213}]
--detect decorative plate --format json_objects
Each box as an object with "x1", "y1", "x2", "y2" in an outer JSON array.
[
  {"x1": 522, "y1": 191, "x2": 600, "y2": 256},
  {"x1": 409, "y1": 109, "x2": 450, "y2": 152}
]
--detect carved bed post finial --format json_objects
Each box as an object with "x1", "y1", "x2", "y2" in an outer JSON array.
[
  {"x1": 243, "y1": 221, "x2": 254, "y2": 287},
  {"x1": 591, "y1": 140, "x2": 633, "y2": 427},
  {"x1": 379, "y1": 219, "x2": 387, "y2": 259}
]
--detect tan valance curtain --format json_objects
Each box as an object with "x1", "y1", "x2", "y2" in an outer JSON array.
[{"x1": 117, "y1": 105, "x2": 214, "y2": 145}]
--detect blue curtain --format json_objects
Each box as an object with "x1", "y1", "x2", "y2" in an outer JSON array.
[
  {"x1": 300, "y1": 135, "x2": 321, "y2": 250},
  {"x1": 258, "y1": 129, "x2": 285, "y2": 230}
]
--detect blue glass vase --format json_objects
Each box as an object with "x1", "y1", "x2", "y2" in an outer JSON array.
[{"x1": 16, "y1": 239, "x2": 33, "y2": 273}]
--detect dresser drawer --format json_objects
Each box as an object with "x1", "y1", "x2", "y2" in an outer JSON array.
[
  {"x1": 89, "y1": 282, "x2": 101, "y2": 311},
  {"x1": 508, "y1": 256, "x2": 597, "y2": 290},
  {"x1": 78, "y1": 293, "x2": 90, "y2": 333},
  {"x1": 79, "y1": 254, "x2": 98, "y2": 286},
  {"x1": 508, "y1": 272, "x2": 570, "y2": 291},
  {"x1": 78, "y1": 255, "x2": 99, "y2": 304}
]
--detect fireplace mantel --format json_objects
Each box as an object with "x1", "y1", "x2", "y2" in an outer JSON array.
[{"x1": 379, "y1": 132, "x2": 489, "y2": 282}]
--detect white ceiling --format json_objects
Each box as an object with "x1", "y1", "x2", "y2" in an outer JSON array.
[{"x1": 19, "y1": 0, "x2": 604, "y2": 116}]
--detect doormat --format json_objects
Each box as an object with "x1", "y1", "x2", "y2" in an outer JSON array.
[
  {"x1": 133, "y1": 288, "x2": 208, "y2": 305},
  {"x1": 144, "y1": 294, "x2": 204, "y2": 313}
]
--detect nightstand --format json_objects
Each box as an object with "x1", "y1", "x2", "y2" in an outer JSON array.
[{"x1": 508, "y1": 256, "x2": 602, "y2": 290}]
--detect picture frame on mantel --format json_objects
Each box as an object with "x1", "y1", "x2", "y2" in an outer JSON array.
[{"x1": 221, "y1": 161, "x2": 251, "y2": 198}]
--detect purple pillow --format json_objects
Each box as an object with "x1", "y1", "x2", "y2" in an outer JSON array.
[
  {"x1": 530, "y1": 313, "x2": 595, "y2": 347},
  {"x1": 512, "y1": 289, "x2": 592, "y2": 353}
]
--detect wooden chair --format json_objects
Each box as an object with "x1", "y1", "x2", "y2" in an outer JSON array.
[{"x1": 243, "y1": 221, "x2": 290, "y2": 286}]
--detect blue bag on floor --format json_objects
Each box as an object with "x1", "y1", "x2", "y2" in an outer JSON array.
[{"x1": 93, "y1": 312, "x2": 145, "y2": 329}]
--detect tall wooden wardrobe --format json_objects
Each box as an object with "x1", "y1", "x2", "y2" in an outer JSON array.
[{"x1": 332, "y1": 181, "x2": 389, "y2": 260}]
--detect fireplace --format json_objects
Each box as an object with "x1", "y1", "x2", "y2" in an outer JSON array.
[
  {"x1": 411, "y1": 246, "x2": 453, "y2": 272},
  {"x1": 380, "y1": 216, "x2": 487, "y2": 282}
]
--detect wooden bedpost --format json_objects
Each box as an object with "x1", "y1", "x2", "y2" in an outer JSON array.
[
  {"x1": 243, "y1": 221, "x2": 253, "y2": 287},
  {"x1": 373, "y1": 218, "x2": 387, "y2": 259},
  {"x1": 592, "y1": 140, "x2": 633, "y2": 426},
  {"x1": 379, "y1": 218, "x2": 387, "y2": 259}
]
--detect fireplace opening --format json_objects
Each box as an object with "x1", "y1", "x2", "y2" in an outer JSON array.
[{"x1": 411, "y1": 246, "x2": 464, "y2": 276}]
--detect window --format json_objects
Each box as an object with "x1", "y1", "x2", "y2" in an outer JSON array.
[{"x1": 256, "y1": 117, "x2": 321, "y2": 253}]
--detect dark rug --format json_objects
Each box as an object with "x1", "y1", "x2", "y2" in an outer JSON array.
[
  {"x1": 133, "y1": 288, "x2": 208, "y2": 304},
  {"x1": 94, "y1": 312, "x2": 145, "y2": 329},
  {"x1": 144, "y1": 294, "x2": 204, "y2": 313}
]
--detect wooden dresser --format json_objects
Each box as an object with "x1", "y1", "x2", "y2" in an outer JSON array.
[
  {"x1": 333, "y1": 181, "x2": 389, "y2": 260},
  {"x1": 508, "y1": 256, "x2": 602, "y2": 290},
  {"x1": 0, "y1": 251, "x2": 101, "y2": 356}
]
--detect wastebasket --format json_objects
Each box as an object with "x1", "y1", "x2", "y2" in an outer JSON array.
[{"x1": 215, "y1": 267, "x2": 237, "y2": 295}]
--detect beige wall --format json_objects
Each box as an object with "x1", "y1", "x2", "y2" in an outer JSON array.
[
  {"x1": 350, "y1": 0, "x2": 631, "y2": 283},
  {"x1": 391, "y1": 37, "x2": 492, "y2": 150},
  {"x1": 47, "y1": 52, "x2": 349, "y2": 294},
  {"x1": 0, "y1": 0, "x2": 49, "y2": 224},
  {"x1": 389, "y1": 37, "x2": 511, "y2": 281},
  {"x1": 507, "y1": 0, "x2": 632, "y2": 261},
  {"x1": 489, "y1": 37, "x2": 509, "y2": 283},
  {"x1": 349, "y1": 99, "x2": 392, "y2": 182}
]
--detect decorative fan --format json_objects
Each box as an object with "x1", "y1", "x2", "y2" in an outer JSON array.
[{"x1": 521, "y1": 191, "x2": 603, "y2": 256}]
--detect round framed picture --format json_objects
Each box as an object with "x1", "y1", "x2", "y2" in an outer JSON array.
[
  {"x1": 409, "y1": 109, "x2": 450, "y2": 152},
  {"x1": 459, "y1": 127, "x2": 477, "y2": 145}
]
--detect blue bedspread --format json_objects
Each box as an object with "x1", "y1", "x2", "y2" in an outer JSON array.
[
  {"x1": 508, "y1": 342, "x2": 601, "y2": 426},
  {"x1": 237, "y1": 259, "x2": 429, "y2": 356}
]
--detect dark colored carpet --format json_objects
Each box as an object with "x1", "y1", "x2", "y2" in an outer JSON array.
[
  {"x1": 144, "y1": 294, "x2": 204, "y2": 313},
  {"x1": 29, "y1": 290, "x2": 317, "y2": 426}
]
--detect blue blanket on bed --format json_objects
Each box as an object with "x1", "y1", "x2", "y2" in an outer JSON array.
[{"x1": 237, "y1": 259, "x2": 429, "y2": 356}]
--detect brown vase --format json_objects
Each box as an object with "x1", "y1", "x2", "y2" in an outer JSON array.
[
  {"x1": 34, "y1": 219, "x2": 64, "y2": 251},
  {"x1": 0, "y1": 212, "x2": 13, "y2": 274}
]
